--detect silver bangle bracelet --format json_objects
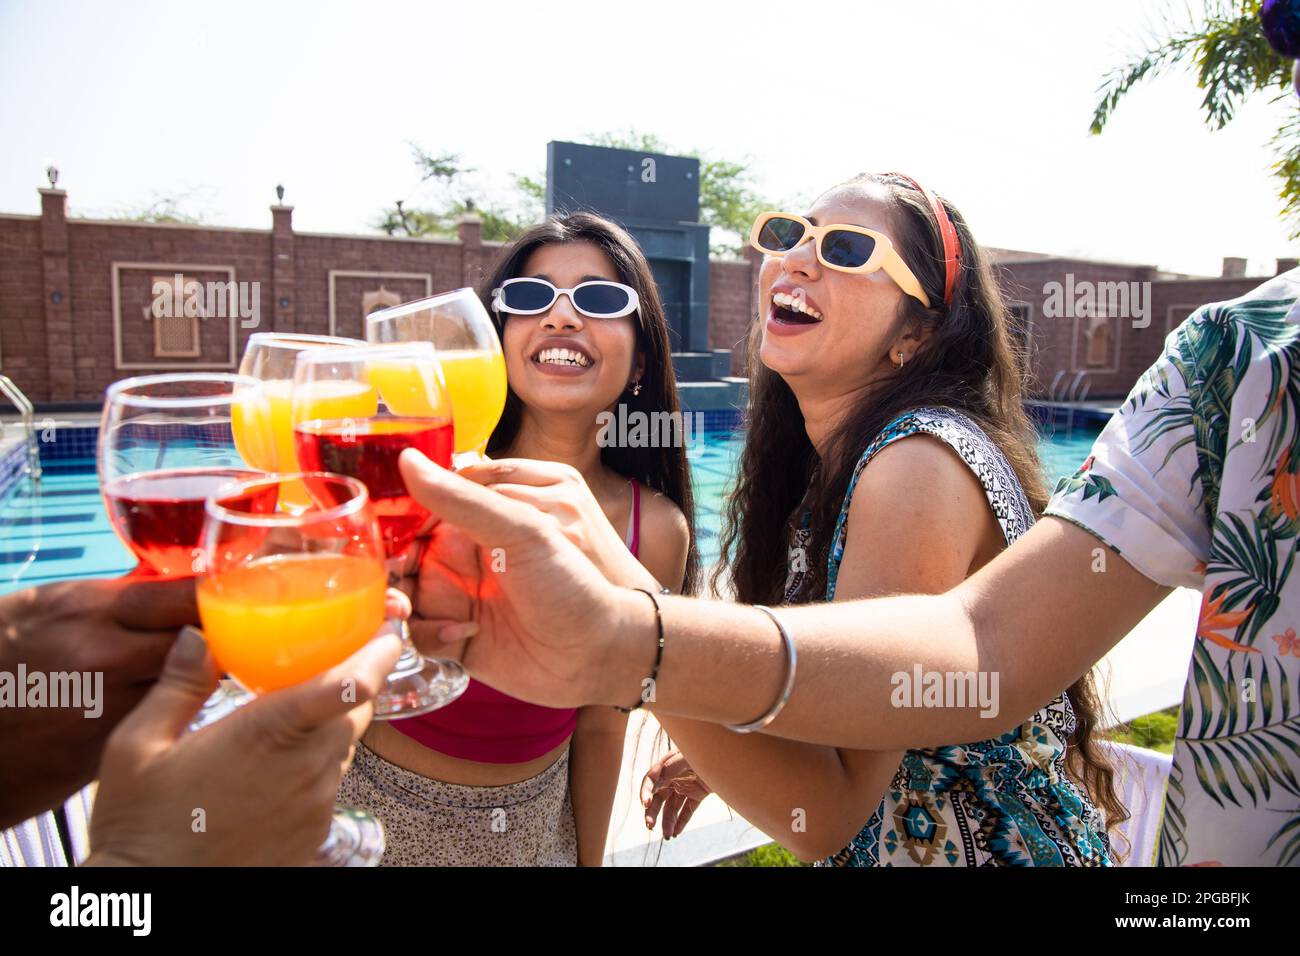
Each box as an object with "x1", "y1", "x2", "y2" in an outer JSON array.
[{"x1": 725, "y1": 604, "x2": 797, "y2": 734}]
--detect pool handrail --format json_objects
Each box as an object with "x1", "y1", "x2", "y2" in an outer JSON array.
[{"x1": 0, "y1": 374, "x2": 42, "y2": 482}]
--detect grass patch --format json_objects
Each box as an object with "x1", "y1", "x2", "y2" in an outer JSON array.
[
  {"x1": 1108, "y1": 705, "x2": 1179, "y2": 754},
  {"x1": 714, "y1": 844, "x2": 808, "y2": 867}
]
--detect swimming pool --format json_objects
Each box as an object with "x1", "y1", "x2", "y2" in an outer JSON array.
[
  {"x1": 691, "y1": 422, "x2": 1098, "y2": 569},
  {"x1": 0, "y1": 422, "x2": 1101, "y2": 595}
]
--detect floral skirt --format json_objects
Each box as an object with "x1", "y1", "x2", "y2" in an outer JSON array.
[{"x1": 338, "y1": 739, "x2": 577, "y2": 866}]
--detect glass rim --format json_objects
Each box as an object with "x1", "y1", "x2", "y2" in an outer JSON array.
[
  {"x1": 245, "y1": 332, "x2": 366, "y2": 351},
  {"x1": 204, "y1": 471, "x2": 370, "y2": 527},
  {"x1": 294, "y1": 340, "x2": 438, "y2": 368},
  {"x1": 364, "y1": 287, "x2": 477, "y2": 327},
  {"x1": 104, "y1": 372, "x2": 260, "y2": 409},
  {"x1": 296, "y1": 414, "x2": 453, "y2": 433}
]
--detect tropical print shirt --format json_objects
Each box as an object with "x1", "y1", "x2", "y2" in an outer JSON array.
[{"x1": 1046, "y1": 269, "x2": 1300, "y2": 866}]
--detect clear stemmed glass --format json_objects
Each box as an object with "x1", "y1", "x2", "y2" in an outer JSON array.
[
  {"x1": 365, "y1": 289, "x2": 506, "y2": 461},
  {"x1": 292, "y1": 342, "x2": 469, "y2": 718},
  {"x1": 198, "y1": 472, "x2": 388, "y2": 866},
  {"x1": 233, "y1": 333, "x2": 367, "y2": 503},
  {"x1": 98, "y1": 372, "x2": 266, "y2": 727}
]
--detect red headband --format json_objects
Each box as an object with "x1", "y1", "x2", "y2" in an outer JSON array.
[{"x1": 883, "y1": 172, "x2": 962, "y2": 307}]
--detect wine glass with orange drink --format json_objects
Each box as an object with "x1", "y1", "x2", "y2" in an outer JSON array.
[
  {"x1": 232, "y1": 333, "x2": 369, "y2": 510},
  {"x1": 197, "y1": 472, "x2": 389, "y2": 866},
  {"x1": 364, "y1": 288, "x2": 507, "y2": 462}
]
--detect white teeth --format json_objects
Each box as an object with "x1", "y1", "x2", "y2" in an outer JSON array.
[
  {"x1": 535, "y1": 347, "x2": 591, "y2": 368},
  {"x1": 772, "y1": 291, "x2": 822, "y2": 320}
]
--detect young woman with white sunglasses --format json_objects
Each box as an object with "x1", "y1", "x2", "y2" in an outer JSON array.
[{"x1": 339, "y1": 212, "x2": 695, "y2": 866}]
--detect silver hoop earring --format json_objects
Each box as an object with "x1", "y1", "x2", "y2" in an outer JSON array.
[{"x1": 895, "y1": 352, "x2": 906, "y2": 368}]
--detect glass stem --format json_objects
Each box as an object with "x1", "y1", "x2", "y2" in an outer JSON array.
[{"x1": 386, "y1": 556, "x2": 428, "y2": 670}]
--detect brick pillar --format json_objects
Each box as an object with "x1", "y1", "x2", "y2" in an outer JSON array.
[
  {"x1": 738, "y1": 245, "x2": 765, "y2": 375},
  {"x1": 39, "y1": 188, "x2": 74, "y2": 402},
  {"x1": 270, "y1": 204, "x2": 295, "y2": 334},
  {"x1": 457, "y1": 214, "x2": 484, "y2": 290}
]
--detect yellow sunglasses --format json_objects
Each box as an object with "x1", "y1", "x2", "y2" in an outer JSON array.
[{"x1": 749, "y1": 211, "x2": 931, "y2": 309}]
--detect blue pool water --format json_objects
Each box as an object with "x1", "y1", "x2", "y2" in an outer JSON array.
[
  {"x1": 0, "y1": 423, "x2": 1101, "y2": 595},
  {"x1": 0, "y1": 456, "x2": 131, "y2": 595},
  {"x1": 689, "y1": 423, "x2": 1099, "y2": 569}
]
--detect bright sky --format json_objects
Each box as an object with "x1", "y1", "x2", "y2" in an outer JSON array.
[{"x1": 1, "y1": 0, "x2": 1296, "y2": 276}]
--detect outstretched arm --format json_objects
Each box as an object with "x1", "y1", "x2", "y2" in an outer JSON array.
[
  {"x1": 645, "y1": 517, "x2": 1167, "y2": 748},
  {"x1": 400, "y1": 451, "x2": 1168, "y2": 752}
]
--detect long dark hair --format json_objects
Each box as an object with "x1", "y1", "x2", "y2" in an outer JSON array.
[
  {"x1": 478, "y1": 211, "x2": 699, "y2": 595},
  {"x1": 713, "y1": 173, "x2": 1127, "y2": 844}
]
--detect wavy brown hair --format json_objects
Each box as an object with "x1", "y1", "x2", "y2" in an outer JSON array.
[
  {"x1": 478, "y1": 211, "x2": 699, "y2": 596},
  {"x1": 712, "y1": 173, "x2": 1127, "y2": 849}
]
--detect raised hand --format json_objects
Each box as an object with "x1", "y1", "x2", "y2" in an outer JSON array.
[
  {"x1": 641, "y1": 749, "x2": 712, "y2": 840},
  {"x1": 0, "y1": 576, "x2": 197, "y2": 829},
  {"x1": 457, "y1": 458, "x2": 659, "y2": 589},
  {"x1": 86, "y1": 627, "x2": 400, "y2": 866},
  {"x1": 398, "y1": 448, "x2": 651, "y2": 710}
]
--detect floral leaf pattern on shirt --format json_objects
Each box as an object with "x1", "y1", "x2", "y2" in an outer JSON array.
[
  {"x1": 1053, "y1": 470, "x2": 1119, "y2": 504},
  {"x1": 1046, "y1": 273, "x2": 1300, "y2": 866}
]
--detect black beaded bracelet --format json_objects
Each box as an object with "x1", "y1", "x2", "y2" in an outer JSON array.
[{"x1": 613, "y1": 586, "x2": 668, "y2": 713}]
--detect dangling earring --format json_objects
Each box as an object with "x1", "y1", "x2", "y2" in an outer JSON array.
[
  {"x1": 631, "y1": 381, "x2": 642, "y2": 396},
  {"x1": 894, "y1": 352, "x2": 906, "y2": 368}
]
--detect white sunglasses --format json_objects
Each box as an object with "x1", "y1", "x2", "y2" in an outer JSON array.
[{"x1": 490, "y1": 277, "x2": 640, "y2": 319}]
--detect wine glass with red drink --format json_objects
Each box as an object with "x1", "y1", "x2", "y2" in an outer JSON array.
[
  {"x1": 292, "y1": 342, "x2": 469, "y2": 718},
  {"x1": 98, "y1": 372, "x2": 270, "y2": 725}
]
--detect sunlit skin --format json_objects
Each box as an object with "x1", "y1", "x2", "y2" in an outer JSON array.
[
  {"x1": 758, "y1": 183, "x2": 934, "y2": 453},
  {"x1": 410, "y1": 188, "x2": 1018, "y2": 857},
  {"x1": 623, "y1": 183, "x2": 1017, "y2": 857},
  {"x1": 382, "y1": 190, "x2": 1178, "y2": 857},
  {"x1": 365, "y1": 239, "x2": 690, "y2": 866},
  {"x1": 501, "y1": 241, "x2": 644, "y2": 419}
]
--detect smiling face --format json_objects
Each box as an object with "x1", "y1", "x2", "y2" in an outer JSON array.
[
  {"x1": 499, "y1": 240, "x2": 642, "y2": 418},
  {"x1": 758, "y1": 182, "x2": 925, "y2": 402}
]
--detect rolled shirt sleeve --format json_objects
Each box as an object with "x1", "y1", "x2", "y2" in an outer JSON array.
[{"x1": 1045, "y1": 323, "x2": 1210, "y2": 591}]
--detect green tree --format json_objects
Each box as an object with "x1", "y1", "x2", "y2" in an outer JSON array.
[
  {"x1": 92, "y1": 189, "x2": 209, "y2": 224},
  {"x1": 375, "y1": 144, "x2": 538, "y2": 242},
  {"x1": 381, "y1": 135, "x2": 776, "y2": 254},
  {"x1": 1091, "y1": 0, "x2": 1300, "y2": 236}
]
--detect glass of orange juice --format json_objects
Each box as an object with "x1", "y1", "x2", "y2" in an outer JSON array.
[
  {"x1": 198, "y1": 471, "x2": 388, "y2": 866},
  {"x1": 233, "y1": 333, "x2": 367, "y2": 508},
  {"x1": 365, "y1": 289, "x2": 506, "y2": 460}
]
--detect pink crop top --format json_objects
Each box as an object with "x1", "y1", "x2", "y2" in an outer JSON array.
[{"x1": 389, "y1": 478, "x2": 642, "y2": 763}]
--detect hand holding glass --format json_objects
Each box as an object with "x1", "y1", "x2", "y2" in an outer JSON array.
[{"x1": 197, "y1": 472, "x2": 388, "y2": 866}]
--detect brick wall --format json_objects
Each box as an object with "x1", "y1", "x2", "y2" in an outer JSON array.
[
  {"x1": 0, "y1": 190, "x2": 511, "y2": 404},
  {"x1": 0, "y1": 186, "x2": 1283, "y2": 405},
  {"x1": 995, "y1": 257, "x2": 1267, "y2": 399},
  {"x1": 0, "y1": 216, "x2": 45, "y2": 398},
  {"x1": 707, "y1": 252, "x2": 759, "y2": 375}
]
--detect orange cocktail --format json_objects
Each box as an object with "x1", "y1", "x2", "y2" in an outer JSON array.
[
  {"x1": 367, "y1": 349, "x2": 505, "y2": 455},
  {"x1": 198, "y1": 552, "x2": 386, "y2": 693}
]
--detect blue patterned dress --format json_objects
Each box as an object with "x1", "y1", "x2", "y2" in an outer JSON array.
[{"x1": 802, "y1": 407, "x2": 1114, "y2": 866}]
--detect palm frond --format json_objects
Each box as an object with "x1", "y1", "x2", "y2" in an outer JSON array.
[{"x1": 1265, "y1": 811, "x2": 1300, "y2": 865}]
